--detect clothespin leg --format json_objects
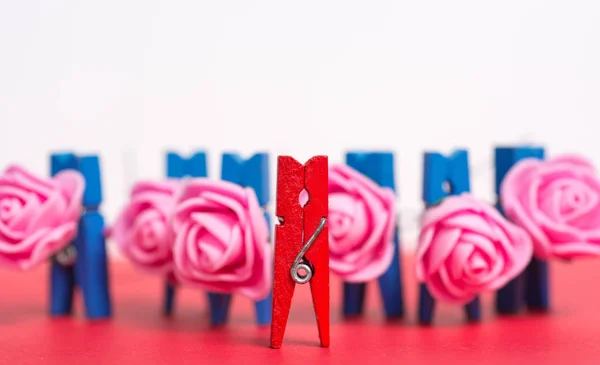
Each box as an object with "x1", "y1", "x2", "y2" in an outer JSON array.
[
  {"x1": 270, "y1": 157, "x2": 304, "y2": 348},
  {"x1": 418, "y1": 283, "x2": 435, "y2": 324},
  {"x1": 304, "y1": 156, "x2": 330, "y2": 347},
  {"x1": 50, "y1": 259, "x2": 75, "y2": 316},
  {"x1": 494, "y1": 204, "x2": 525, "y2": 314},
  {"x1": 207, "y1": 292, "x2": 232, "y2": 326},
  {"x1": 464, "y1": 296, "x2": 481, "y2": 321},
  {"x1": 524, "y1": 258, "x2": 550, "y2": 311},
  {"x1": 308, "y1": 244, "x2": 330, "y2": 347},
  {"x1": 73, "y1": 224, "x2": 84, "y2": 290},
  {"x1": 270, "y1": 219, "x2": 298, "y2": 347},
  {"x1": 377, "y1": 227, "x2": 404, "y2": 319},
  {"x1": 270, "y1": 267, "x2": 295, "y2": 348},
  {"x1": 494, "y1": 146, "x2": 546, "y2": 314},
  {"x1": 49, "y1": 152, "x2": 78, "y2": 317},
  {"x1": 255, "y1": 292, "x2": 272, "y2": 325},
  {"x1": 494, "y1": 203, "x2": 525, "y2": 314},
  {"x1": 254, "y1": 212, "x2": 273, "y2": 325},
  {"x1": 496, "y1": 275, "x2": 524, "y2": 314},
  {"x1": 419, "y1": 270, "x2": 480, "y2": 324},
  {"x1": 79, "y1": 212, "x2": 112, "y2": 319},
  {"x1": 343, "y1": 283, "x2": 366, "y2": 317},
  {"x1": 163, "y1": 281, "x2": 176, "y2": 316}
]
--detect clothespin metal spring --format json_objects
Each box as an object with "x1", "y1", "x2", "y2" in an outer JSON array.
[
  {"x1": 290, "y1": 217, "x2": 327, "y2": 284},
  {"x1": 55, "y1": 244, "x2": 78, "y2": 267}
]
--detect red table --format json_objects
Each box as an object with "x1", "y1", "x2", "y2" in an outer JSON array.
[{"x1": 0, "y1": 255, "x2": 598, "y2": 364}]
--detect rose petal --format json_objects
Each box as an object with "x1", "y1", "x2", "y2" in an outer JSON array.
[
  {"x1": 329, "y1": 194, "x2": 369, "y2": 253},
  {"x1": 415, "y1": 227, "x2": 435, "y2": 281},
  {"x1": 551, "y1": 155, "x2": 596, "y2": 171},
  {"x1": 437, "y1": 264, "x2": 470, "y2": 303},
  {"x1": 0, "y1": 185, "x2": 41, "y2": 238},
  {"x1": 427, "y1": 271, "x2": 474, "y2": 304},
  {"x1": 459, "y1": 232, "x2": 497, "y2": 261},
  {"x1": 25, "y1": 223, "x2": 77, "y2": 270},
  {"x1": 340, "y1": 238, "x2": 395, "y2": 283},
  {"x1": 463, "y1": 249, "x2": 505, "y2": 289},
  {"x1": 53, "y1": 170, "x2": 85, "y2": 223},
  {"x1": 212, "y1": 224, "x2": 244, "y2": 270},
  {"x1": 24, "y1": 192, "x2": 66, "y2": 234},
  {"x1": 552, "y1": 242, "x2": 600, "y2": 259},
  {"x1": 4, "y1": 165, "x2": 56, "y2": 200},
  {"x1": 192, "y1": 211, "x2": 235, "y2": 246},
  {"x1": 186, "y1": 224, "x2": 203, "y2": 268},
  {"x1": 423, "y1": 227, "x2": 462, "y2": 276},
  {"x1": 245, "y1": 189, "x2": 270, "y2": 256}
]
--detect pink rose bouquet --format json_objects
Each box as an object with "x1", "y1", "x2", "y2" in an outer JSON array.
[
  {"x1": 171, "y1": 179, "x2": 271, "y2": 301},
  {"x1": 0, "y1": 165, "x2": 84, "y2": 270},
  {"x1": 501, "y1": 155, "x2": 600, "y2": 260},
  {"x1": 110, "y1": 180, "x2": 181, "y2": 275},
  {"x1": 328, "y1": 164, "x2": 396, "y2": 282},
  {"x1": 416, "y1": 193, "x2": 533, "y2": 304}
]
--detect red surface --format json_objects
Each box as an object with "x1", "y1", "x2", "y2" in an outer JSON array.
[
  {"x1": 272, "y1": 156, "x2": 329, "y2": 348},
  {"x1": 1, "y1": 255, "x2": 600, "y2": 364}
]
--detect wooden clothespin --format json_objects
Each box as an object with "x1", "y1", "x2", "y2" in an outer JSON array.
[
  {"x1": 420, "y1": 149, "x2": 480, "y2": 324},
  {"x1": 343, "y1": 152, "x2": 403, "y2": 319},
  {"x1": 217, "y1": 152, "x2": 272, "y2": 326},
  {"x1": 270, "y1": 155, "x2": 329, "y2": 349},
  {"x1": 163, "y1": 150, "x2": 208, "y2": 317},
  {"x1": 50, "y1": 152, "x2": 111, "y2": 319},
  {"x1": 494, "y1": 146, "x2": 548, "y2": 314}
]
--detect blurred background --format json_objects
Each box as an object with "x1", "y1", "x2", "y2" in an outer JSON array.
[{"x1": 0, "y1": 1, "x2": 599, "y2": 248}]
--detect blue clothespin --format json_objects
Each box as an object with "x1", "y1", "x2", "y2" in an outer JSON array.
[
  {"x1": 163, "y1": 151, "x2": 208, "y2": 317},
  {"x1": 50, "y1": 152, "x2": 111, "y2": 319},
  {"x1": 343, "y1": 152, "x2": 404, "y2": 319},
  {"x1": 420, "y1": 150, "x2": 480, "y2": 324},
  {"x1": 494, "y1": 146, "x2": 548, "y2": 314},
  {"x1": 219, "y1": 152, "x2": 272, "y2": 326}
]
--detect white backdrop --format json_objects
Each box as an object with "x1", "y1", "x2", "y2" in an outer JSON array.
[{"x1": 1, "y1": 1, "x2": 599, "y2": 250}]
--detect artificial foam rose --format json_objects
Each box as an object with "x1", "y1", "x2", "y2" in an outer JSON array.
[
  {"x1": 171, "y1": 179, "x2": 271, "y2": 300},
  {"x1": 501, "y1": 155, "x2": 600, "y2": 260},
  {"x1": 328, "y1": 164, "x2": 396, "y2": 282},
  {"x1": 416, "y1": 193, "x2": 533, "y2": 304},
  {"x1": 0, "y1": 165, "x2": 84, "y2": 270},
  {"x1": 110, "y1": 180, "x2": 181, "y2": 275}
]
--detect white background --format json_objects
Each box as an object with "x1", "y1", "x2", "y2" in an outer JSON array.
[{"x1": 1, "y1": 1, "x2": 599, "y2": 250}]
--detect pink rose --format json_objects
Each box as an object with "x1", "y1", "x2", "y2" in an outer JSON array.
[
  {"x1": 501, "y1": 155, "x2": 600, "y2": 260},
  {"x1": 416, "y1": 193, "x2": 533, "y2": 304},
  {"x1": 0, "y1": 165, "x2": 84, "y2": 270},
  {"x1": 328, "y1": 164, "x2": 396, "y2": 282},
  {"x1": 110, "y1": 180, "x2": 181, "y2": 275},
  {"x1": 171, "y1": 179, "x2": 271, "y2": 300}
]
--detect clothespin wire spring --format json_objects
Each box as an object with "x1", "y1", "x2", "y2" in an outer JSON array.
[{"x1": 290, "y1": 217, "x2": 327, "y2": 284}]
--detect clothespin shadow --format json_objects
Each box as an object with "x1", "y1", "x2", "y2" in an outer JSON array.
[
  {"x1": 342, "y1": 152, "x2": 404, "y2": 320},
  {"x1": 50, "y1": 152, "x2": 112, "y2": 319},
  {"x1": 270, "y1": 155, "x2": 329, "y2": 348},
  {"x1": 420, "y1": 149, "x2": 480, "y2": 324},
  {"x1": 494, "y1": 146, "x2": 548, "y2": 314}
]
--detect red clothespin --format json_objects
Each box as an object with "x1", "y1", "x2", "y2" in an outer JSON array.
[{"x1": 270, "y1": 155, "x2": 329, "y2": 349}]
